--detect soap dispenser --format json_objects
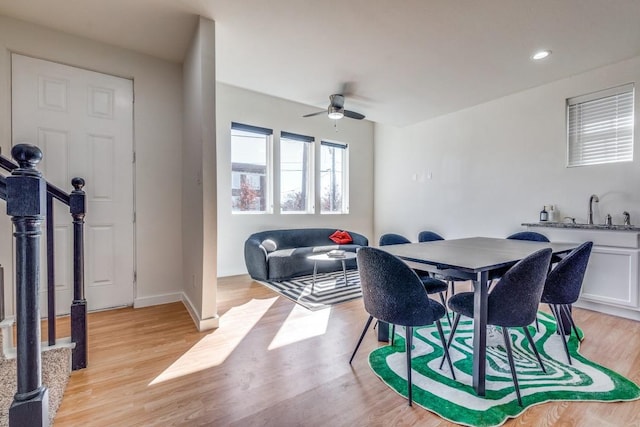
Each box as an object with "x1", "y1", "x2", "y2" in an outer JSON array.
[{"x1": 540, "y1": 206, "x2": 548, "y2": 222}]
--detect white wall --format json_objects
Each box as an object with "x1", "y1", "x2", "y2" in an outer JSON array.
[
  {"x1": 374, "y1": 55, "x2": 640, "y2": 243},
  {"x1": 217, "y1": 84, "x2": 375, "y2": 277},
  {"x1": 0, "y1": 15, "x2": 184, "y2": 315},
  {"x1": 182, "y1": 17, "x2": 218, "y2": 330}
]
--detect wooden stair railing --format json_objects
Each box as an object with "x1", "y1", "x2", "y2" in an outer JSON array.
[{"x1": 0, "y1": 144, "x2": 87, "y2": 427}]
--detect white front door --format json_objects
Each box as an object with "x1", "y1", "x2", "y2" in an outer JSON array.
[{"x1": 11, "y1": 54, "x2": 134, "y2": 313}]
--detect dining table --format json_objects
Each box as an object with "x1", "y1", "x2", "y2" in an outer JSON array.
[{"x1": 380, "y1": 236, "x2": 577, "y2": 396}]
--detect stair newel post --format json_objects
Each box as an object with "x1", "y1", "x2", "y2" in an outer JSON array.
[
  {"x1": 70, "y1": 177, "x2": 87, "y2": 370},
  {"x1": 7, "y1": 144, "x2": 49, "y2": 427}
]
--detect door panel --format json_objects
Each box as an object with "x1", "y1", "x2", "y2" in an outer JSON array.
[{"x1": 11, "y1": 54, "x2": 134, "y2": 313}]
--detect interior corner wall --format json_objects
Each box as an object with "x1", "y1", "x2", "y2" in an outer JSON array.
[
  {"x1": 182, "y1": 17, "x2": 218, "y2": 329},
  {"x1": 0, "y1": 15, "x2": 184, "y2": 316},
  {"x1": 216, "y1": 84, "x2": 375, "y2": 277},
  {"x1": 374, "y1": 55, "x2": 640, "y2": 244}
]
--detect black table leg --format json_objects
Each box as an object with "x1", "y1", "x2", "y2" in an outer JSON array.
[{"x1": 472, "y1": 271, "x2": 489, "y2": 396}]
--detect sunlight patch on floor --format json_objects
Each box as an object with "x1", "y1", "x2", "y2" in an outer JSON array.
[
  {"x1": 268, "y1": 304, "x2": 331, "y2": 350},
  {"x1": 149, "y1": 297, "x2": 277, "y2": 385}
]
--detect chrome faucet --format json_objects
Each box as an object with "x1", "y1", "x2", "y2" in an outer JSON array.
[
  {"x1": 623, "y1": 211, "x2": 631, "y2": 226},
  {"x1": 588, "y1": 194, "x2": 599, "y2": 225}
]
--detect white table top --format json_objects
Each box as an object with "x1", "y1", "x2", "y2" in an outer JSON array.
[
  {"x1": 381, "y1": 237, "x2": 577, "y2": 274},
  {"x1": 308, "y1": 252, "x2": 357, "y2": 261}
]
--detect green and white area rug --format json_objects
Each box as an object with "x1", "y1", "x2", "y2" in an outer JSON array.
[
  {"x1": 369, "y1": 312, "x2": 640, "y2": 427},
  {"x1": 259, "y1": 270, "x2": 361, "y2": 311}
]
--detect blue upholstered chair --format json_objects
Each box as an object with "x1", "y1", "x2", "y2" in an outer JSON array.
[
  {"x1": 349, "y1": 247, "x2": 455, "y2": 406},
  {"x1": 379, "y1": 233, "x2": 451, "y2": 325},
  {"x1": 507, "y1": 231, "x2": 550, "y2": 242},
  {"x1": 490, "y1": 231, "x2": 553, "y2": 284},
  {"x1": 418, "y1": 230, "x2": 465, "y2": 297},
  {"x1": 445, "y1": 248, "x2": 553, "y2": 406},
  {"x1": 540, "y1": 241, "x2": 593, "y2": 365}
]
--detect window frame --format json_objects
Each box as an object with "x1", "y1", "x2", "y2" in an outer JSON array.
[
  {"x1": 279, "y1": 131, "x2": 315, "y2": 214},
  {"x1": 566, "y1": 83, "x2": 635, "y2": 168},
  {"x1": 230, "y1": 122, "x2": 273, "y2": 214},
  {"x1": 319, "y1": 140, "x2": 349, "y2": 214}
]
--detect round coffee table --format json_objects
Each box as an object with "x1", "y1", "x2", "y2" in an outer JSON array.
[{"x1": 307, "y1": 252, "x2": 357, "y2": 292}]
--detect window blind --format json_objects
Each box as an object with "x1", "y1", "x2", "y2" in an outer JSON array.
[
  {"x1": 567, "y1": 83, "x2": 634, "y2": 167},
  {"x1": 231, "y1": 122, "x2": 273, "y2": 135},
  {"x1": 321, "y1": 141, "x2": 347, "y2": 149},
  {"x1": 281, "y1": 131, "x2": 314, "y2": 143}
]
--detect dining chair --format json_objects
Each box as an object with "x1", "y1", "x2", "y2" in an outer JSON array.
[
  {"x1": 418, "y1": 230, "x2": 465, "y2": 297},
  {"x1": 445, "y1": 248, "x2": 553, "y2": 406},
  {"x1": 490, "y1": 231, "x2": 553, "y2": 285},
  {"x1": 349, "y1": 247, "x2": 456, "y2": 406},
  {"x1": 379, "y1": 233, "x2": 451, "y2": 325},
  {"x1": 506, "y1": 231, "x2": 550, "y2": 242},
  {"x1": 540, "y1": 241, "x2": 593, "y2": 365}
]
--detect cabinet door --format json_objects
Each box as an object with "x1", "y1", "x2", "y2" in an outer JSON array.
[{"x1": 579, "y1": 246, "x2": 639, "y2": 309}]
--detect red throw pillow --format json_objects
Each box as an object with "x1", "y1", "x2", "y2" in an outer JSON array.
[{"x1": 329, "y1": 230, "x2": 353, "y2": 244}]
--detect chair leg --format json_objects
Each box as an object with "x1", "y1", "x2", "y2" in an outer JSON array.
[
  {"x1": 439, "y1": 312, "x2": 461, "y2": 369},
  {"x1": 550, "y1": 304, "x2": 572, "y2": 365},
  {"x1": 349, "y1": 315, "x2": 374, "y2": 364},
  {"x1": 406, "y1": 325, "x2": 413, "y2": 406},
  {"x1": 435, "y1": 320, "x2": 456, "y2": 380},
  {"x1": 449, "y1": 280, "x2": 456, "y2": 296},
  {"x1": 502, "y1": 327, "x2": 523, "y2": 407},
  {"x1": 522, "y1": 326, "x2": 546, "y2": 373},
  {"x1": 438, "y1": 292, "x2": 452, "y2": 326},
  {"x1": 391, "y1": 324, "x2": 396, "y2": 347},
  {"x1": 561, "y1": 304, "x2": 583, "y2": 342},
  {"x1": 535, "y1": 317, "x2": 540, "y2": 333},
  {"x1": 446, "y1": 313, "x2": 461, "y2": 349}
]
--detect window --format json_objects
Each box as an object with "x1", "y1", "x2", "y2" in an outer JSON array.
[
  {"x1": 567, "y1": 83, "x2": 634, "y2": 167},
  {"x1": 231, "y1": 122, "x2": 272, "y2": 212},
  {"x1": 280, "y1": 131, "x2": 314, "y2": 213},
  {"x1": 320, "y1": 141, "x2": 348, "y2": 214}
]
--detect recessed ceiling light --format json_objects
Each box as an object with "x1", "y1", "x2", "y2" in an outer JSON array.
[{"x1": 532, "y1": 50, "x2": 551, "y2": 60}]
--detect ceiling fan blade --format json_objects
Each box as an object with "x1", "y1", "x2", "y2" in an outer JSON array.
[
  {"x1": 343, "y1": 110, "x2": 365, "y2": 120},
  {"x1": 302, "y1": 110, "x2": 326, "y2": 118}
]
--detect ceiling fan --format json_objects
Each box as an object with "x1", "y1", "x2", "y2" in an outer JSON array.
[{"x1": 303, "y1": 94, "x2": 365, "y2": 120}]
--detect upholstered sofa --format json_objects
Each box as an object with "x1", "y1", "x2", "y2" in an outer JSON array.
[{"x1": 244, "y1": 228, "x2": 369, "y2": 281}]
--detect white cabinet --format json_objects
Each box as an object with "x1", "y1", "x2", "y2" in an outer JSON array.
[
  {"x1": 580, "y1": 246, "x2": 639, "y2": 308},
  {"x1": 524, "y1": 224, "x2": 640, "y2": 320}
]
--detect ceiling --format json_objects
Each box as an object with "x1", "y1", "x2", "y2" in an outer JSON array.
[{"x1": 1, "y1": 0, "x2": 640, "y2": 126}]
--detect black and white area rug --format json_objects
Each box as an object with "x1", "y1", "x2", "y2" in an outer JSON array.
[{"x1": 258, "y1": 270, "x2": 362, "y2": 311}]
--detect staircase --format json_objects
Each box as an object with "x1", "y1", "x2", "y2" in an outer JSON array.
[
  {"x1": 0, "y1": 144, "x2": 88, "y2": 426},
  {"x1": 0, "y1": 319, "x2": 73, "y2": 427}
]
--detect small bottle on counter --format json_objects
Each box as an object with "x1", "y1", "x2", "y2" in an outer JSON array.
[
  {"x1": 545, "y1": 205, "x2": 557, "y2": 222},
  {"x1": 540, "y1": 206, "x2": 549, "y2": 222}
]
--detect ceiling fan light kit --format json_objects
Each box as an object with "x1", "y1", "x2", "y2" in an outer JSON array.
[{"x1": 328, "y1": 106, "x2": 344, "y2": 120}]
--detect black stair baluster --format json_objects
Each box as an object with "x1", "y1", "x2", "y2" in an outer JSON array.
[
  {"x1": 70, "y1": 177, "x2": 87, "y2": 370},
  {"x1": 46, "y1": 192, "x2": 56, "y2": 346}
]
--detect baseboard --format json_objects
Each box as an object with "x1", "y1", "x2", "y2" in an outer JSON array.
[
  {"x1": 574, "y1": 300, "x2": 640, "y2": 321},
  {"x1": 133, "y1": 292, "x2": 183, "y2": 308},
  {"x1": 181, "y1": 292, "x2": 219, "y2": 331}
]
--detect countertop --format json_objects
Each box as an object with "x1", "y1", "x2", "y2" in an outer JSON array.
[{"x1": 522, "y1": 222, "x2": 640, "y2": 232}]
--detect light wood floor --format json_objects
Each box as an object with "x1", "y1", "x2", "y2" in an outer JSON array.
[{"x1": 52, "y1": 275, "x2": 640, "y2": 426}]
